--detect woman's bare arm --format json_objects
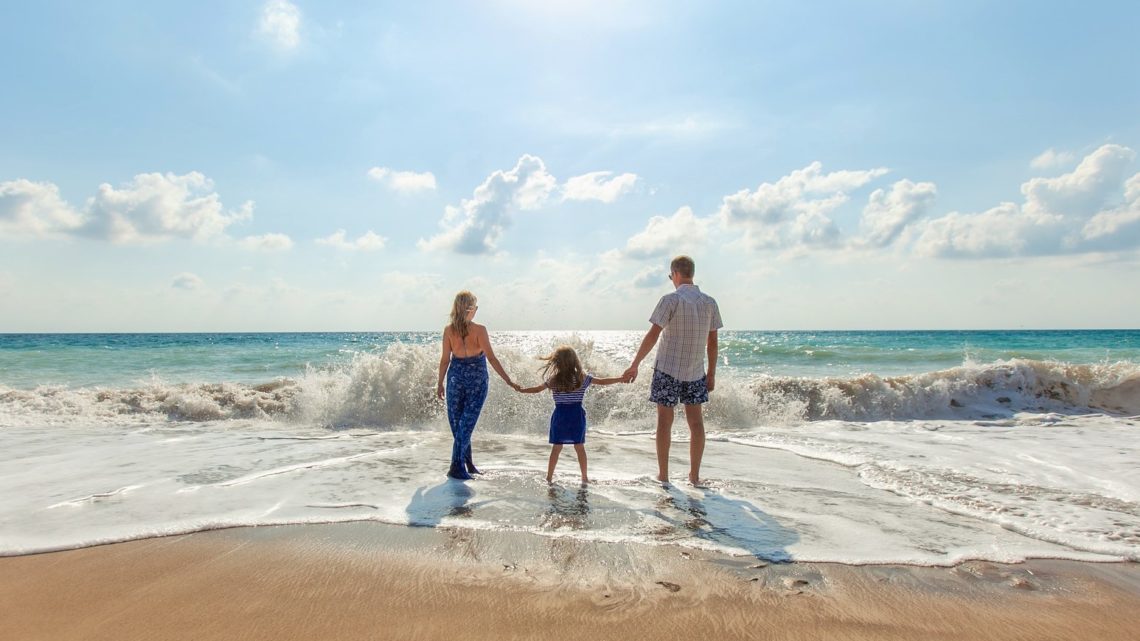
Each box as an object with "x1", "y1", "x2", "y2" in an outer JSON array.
[
  {"x1": 477, "y1": 325, "x2": 514, "y2": 386},
  {"x1": 436, "y1": 327, "x2": 452, "y2": 400}
]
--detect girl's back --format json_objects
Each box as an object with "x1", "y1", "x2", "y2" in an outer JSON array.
[{"x1": 551, "y1": 375, "x2": 592, "y2": 404}]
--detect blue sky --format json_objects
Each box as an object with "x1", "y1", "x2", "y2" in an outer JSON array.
[{"x1": 2, "y1": 1, "x2": 1139, "y2": 331}]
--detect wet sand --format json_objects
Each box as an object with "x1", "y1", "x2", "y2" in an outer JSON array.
[{"x1": 2, "y1": 523, "x2": 1138, "y2": 641}]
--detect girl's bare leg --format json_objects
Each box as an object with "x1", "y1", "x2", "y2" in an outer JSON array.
[
  {"x1": 547, "y1": 445, "x2": 562, "y2": 482},
  {"x1": 573, "y1": 443, "x2": 588, "y2": 483}
]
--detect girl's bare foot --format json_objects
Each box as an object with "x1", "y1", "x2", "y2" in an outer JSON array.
[
  {"x1": 580, "y1": 476, "x2": 589, "y2": 484},
  {"x1": 546, "y1": 474, "x2": 553, "y2": 483}
]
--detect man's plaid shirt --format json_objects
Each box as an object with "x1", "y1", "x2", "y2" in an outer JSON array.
[{"x1": 649, "y1": 284, "x2": 723, "y2": 382}]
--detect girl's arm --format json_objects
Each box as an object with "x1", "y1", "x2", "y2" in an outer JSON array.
[
  {"x1": 590, "y1": 375, "x2": 626, "y2": 386},
  {"x1": 515, "y1": 382, "x2": 548, "y2": 394},
  {"x1": 477, "y1": 325, "x2": 514, "y2": 387},
  {"x1": 436, "y1": 327, "x2": 452, "y2": 400}
]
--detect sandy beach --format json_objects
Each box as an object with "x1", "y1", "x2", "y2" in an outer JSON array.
[{"x1": 3, "y1": 523, "x2": 1138, "y2": 641}]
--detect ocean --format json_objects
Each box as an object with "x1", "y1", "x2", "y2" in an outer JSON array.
[{"x1": 2, "y1": 330, "x2": 1138, "y2": 565}]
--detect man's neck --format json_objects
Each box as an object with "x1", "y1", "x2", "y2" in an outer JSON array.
[{"x1": 675, "y1": 279, "x2": 695, "y2": 289}]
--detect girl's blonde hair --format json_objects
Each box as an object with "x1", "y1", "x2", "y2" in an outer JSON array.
[
  {"x1": 539, "y1": 346, "x2": 584, "y2": 393},
  {"x1": 449, "y1": 291, "x2": 477, "y2": 339}
]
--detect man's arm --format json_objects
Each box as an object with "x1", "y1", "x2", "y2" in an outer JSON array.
[
  {"x1": 706, "y1": 330, "x2": 718, "y2": 392},
  {"x1": 623, "y1": 324, "x2": 663, "y2": 383}
]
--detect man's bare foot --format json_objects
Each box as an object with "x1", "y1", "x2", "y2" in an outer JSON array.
[
  {"x1": 688, "y1": 473, "x2": 704, "y2": 486},
  {"x1": 580, "y1": 477, "x2": 589, "y2": 484},
  {"x1": 546, "y1": 474, "x2": 553, "y2": 483}
]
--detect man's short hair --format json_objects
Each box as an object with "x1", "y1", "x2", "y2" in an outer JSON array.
[{"x1": 670, "y1": 255, "x2": 695, "y2": 279}]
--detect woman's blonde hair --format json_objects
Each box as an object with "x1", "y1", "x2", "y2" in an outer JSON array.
[
  {"x1": 449, "y1": 291, "x2": 477, "y2": 339},
  {"x1": 539, "y1": 346, "x2": 584, "y2": 393}
]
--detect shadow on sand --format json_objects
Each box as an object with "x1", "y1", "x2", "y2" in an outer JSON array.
[
  {"x1": 405, "y1": 480, "x2": 479, "y2": 527},
  {"x1": 649, "y1": 484, "x2": 799, "y2": 562}
]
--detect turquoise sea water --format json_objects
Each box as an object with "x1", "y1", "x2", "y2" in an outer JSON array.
[{"x1": 3, "y1": 330, "x2": 1139, "y2": 389}]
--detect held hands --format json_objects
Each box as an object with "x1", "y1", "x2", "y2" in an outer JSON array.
[{"x1": 621, "y1": 365, "x2": 639, "y2": 383}]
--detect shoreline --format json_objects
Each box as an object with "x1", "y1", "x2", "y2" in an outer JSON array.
[{"x1": 4, "y1": 522, "x2": 1138, "y2": 641}]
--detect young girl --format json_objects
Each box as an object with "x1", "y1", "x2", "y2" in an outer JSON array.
[{"x1": 513, "y1": 346, "x2": 625, "y2": 483}]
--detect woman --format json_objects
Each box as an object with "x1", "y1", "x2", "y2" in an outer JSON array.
[{"x1": 436, "y1": 291, "x2": 515, "y2": 480}]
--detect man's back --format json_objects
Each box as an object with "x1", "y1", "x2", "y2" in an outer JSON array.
[{"x1": 650, "y1": 284, "x2": 722, "y2": 382}]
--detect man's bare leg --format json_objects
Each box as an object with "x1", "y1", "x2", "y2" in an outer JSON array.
[
  {"x1": 684, "y1": 404, "x2": 705, "y2": 485},
  {"x1": 656, "y1": 404, "x2": 675, "y2": 482}
]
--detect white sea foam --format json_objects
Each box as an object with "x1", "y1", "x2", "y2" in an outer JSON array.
[
  {"x1": 2, "y1": 344, "x2": 1138, "y2": 429},
  {"x1": 1, "y1": 413, "x2": 1136, "y2": 564}
]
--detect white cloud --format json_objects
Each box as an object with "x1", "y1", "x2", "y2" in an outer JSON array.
[
  {"x1": 914, "y1": 144, "x2": 1139, "y2": 258},
  {"x1": 82, "y1": 172, "x2": 253, "y2": 244},
  {"x1": 240, "y1": 233, "x2": 293, "y2": 251},
  {"x1": 1127, "y1": 173, "x2": 1140, "y2": 204},
  {"x1": 1080, "y1": 172, "x2": 1140, "y2": 244},
  {"x1": 1021, "y1": 144, "x2": 1135, "y2": 218},
  {"x1": 316, "y1": 229, "x2": 387, "y2": 251},
  {"x1": 858, "y1": 179, "x2": 938, "y2": 247},
  {"x1": 788, "y1": 210, "x2": 842, "y2": 247},
  {"x1": 530, "y1": 251, "x2": 623, "y2": 292},
  {"x1": 718, "y1": 161, "x2": 888, "y2": 250},
  {"x1": 419, "y1": 154, "x2": 557, "y2": 255},
  {"x1": 258, "y1": 0, "x2": 301, "y2": 50},
  {"x1": 0, "y1": 179, "x2": 85, "y2": 238},
  {"x1": 720, "y1": 162, "x2": 889, "y2": 225},
  {"x1": 2, "y1": 172, "x2": 276, "y2": 249},
  {"x1": 624, "y1": 206, "x2": 709, "y2": 258},
  {"x1": 632, "y1": 265, "x2": 664, "y2": 289},
  {"x1": 1030, "y1": 148, "x2": 1076, "y2": 170},
  {"x1": 367, "y1": 167, "x2": 437, "y2": 193},
  {"x1": 913, "y1": 202, "x2": 1054, "y2": 258},
  {"x1": 562, "y1": 171, "x2": 638, "y2": 203},
  {"x1": 171, "y1": 272, "x2": 205, "y2": 291},
  {"x1": 1081, "y1": 206, "x2": 1140, "y2": 241}
]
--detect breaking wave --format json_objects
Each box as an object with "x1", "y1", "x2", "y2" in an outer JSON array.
[{"x1": 1, "y1": 342, "x2": 1137, "y2": 430}]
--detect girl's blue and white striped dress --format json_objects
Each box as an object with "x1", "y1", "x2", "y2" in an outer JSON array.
[{"x1": 548, "y1": 374, "x2": 593, "y2": 444}]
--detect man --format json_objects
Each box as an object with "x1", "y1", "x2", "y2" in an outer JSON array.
[{"x1": 623, "y1": 255, "x2": 722, "y2": 485}]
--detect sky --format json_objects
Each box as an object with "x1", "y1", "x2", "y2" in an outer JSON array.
[{"x1": 2, "y1": 0, "x2": 1139, "y2": 331}]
